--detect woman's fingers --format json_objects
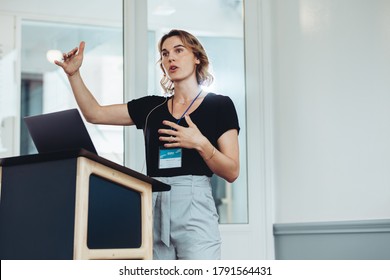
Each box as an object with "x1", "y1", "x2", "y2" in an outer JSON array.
[
  {"x1": 160, "y1": 135, "x2": 179, "y2": 142},
  {"x1": 54, "y1": 59, "x2": 64, "y2": 67},
  {"x1": 60, "y1": 42, "x2": 85, "y2": 62},
  {"x1": 158, "y1": 128, "x2": 178, "y2": 136},
  {"x1": 67, "y1": 47, "x2": 78, "y2": 58},
  {"x1": 54, "y1": 42, "x2": 85, "y2": 75},
  {"x1": 162, "y1": 120, "x2": 181, "y2": 131},
  {"x1": 78, "y1": 41, "x2": 85, "y2": 56}
]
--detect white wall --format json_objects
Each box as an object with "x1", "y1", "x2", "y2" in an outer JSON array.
[{"x1": 272, "y1": 0, "x2": 390, "y2": 223}]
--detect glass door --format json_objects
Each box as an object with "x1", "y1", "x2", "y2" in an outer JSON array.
[
  {"x1": 146, "y1": 0, "x2": 247, "y2": 224},
  {"x1": 19, "y1": 11, "x2": 124, "y2": 164}
]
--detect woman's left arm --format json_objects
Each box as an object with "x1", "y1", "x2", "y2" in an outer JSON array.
[
  {"x1": 159, "y1": 114, "x2": 239, "y2": 183},
  {"x1": 199, "y1": 128, "x2": 239, "y2": 183}
]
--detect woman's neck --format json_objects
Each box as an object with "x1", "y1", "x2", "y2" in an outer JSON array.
[{"x1": 173, "y1": 82, "x2": 202, "y2": 104}]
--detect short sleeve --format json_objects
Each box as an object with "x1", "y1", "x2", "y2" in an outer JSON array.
[
  {"x1": 127, "y1": 96, "x2": 166, "y2": 129},
  {"x1": 215, "y1": 96, "x2": 240, "y2": 139}
]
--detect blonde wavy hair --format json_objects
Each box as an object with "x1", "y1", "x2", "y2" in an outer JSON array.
[{"x1": 158, "y1": 29, "x2": 214, "y2": 94}]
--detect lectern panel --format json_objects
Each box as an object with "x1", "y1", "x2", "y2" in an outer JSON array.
[
  {"x1": 87, "y1": 174, "x2": 142, "y2": 249},
  {"x1": 73, "y1": 157, "x2": 153, "y2": 259},
  {"x1": 0, "y1": 159, "x2": 78, "y2": 259}
]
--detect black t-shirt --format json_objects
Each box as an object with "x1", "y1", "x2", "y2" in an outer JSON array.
[{"x1": 127, "y1": 92, "x2": 240, "y2": 177}]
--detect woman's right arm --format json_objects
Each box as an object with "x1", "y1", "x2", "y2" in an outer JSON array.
[{"x1": 55, "y1": 41, "x2": 133, "y2": 126}]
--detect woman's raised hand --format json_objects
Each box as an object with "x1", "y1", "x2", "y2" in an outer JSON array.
[{"x1": 54, "y1": 41, "x2": 85, "y2": 76}]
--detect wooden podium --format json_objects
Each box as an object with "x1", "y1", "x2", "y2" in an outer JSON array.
[{"x1": 0, "y1": 149, "x2": 170, "y2": 260}]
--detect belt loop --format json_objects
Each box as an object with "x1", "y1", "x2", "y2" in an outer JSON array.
[{"x1": 191, "y1": 175, "x2": 195, "y2": 195}]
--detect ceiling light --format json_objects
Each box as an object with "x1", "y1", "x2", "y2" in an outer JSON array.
[
  {"x1": 153, "y1": 2, "x2": 176, "y2": 16},
  {"x1": 46, "y1": 49, "x2": 62, "y2": 64}
]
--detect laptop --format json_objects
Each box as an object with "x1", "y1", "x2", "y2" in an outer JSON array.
[{"x1": 24, "y1": 108, "x2": 98, "y2": 155}]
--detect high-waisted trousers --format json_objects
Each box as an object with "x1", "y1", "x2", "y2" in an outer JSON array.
[{"x1": 152, "y1": 175, "x2": 221, "y2": 260}]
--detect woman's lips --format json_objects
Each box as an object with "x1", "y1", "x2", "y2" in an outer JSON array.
[{"x1": 169, "y1": 65, "x2": 178, "y2": 72}]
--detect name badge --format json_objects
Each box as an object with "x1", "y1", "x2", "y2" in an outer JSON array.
[{"x1": 159, "y1": 147, "x2": 182, "y2": 169}]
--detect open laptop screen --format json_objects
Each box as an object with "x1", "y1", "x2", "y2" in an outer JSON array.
[{"x1": 24, "y1": 109, "x2": 98, "y2": 155}]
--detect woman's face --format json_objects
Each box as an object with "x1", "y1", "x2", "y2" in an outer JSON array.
[{"x1": 160, "y1": 36, "x2": 200, "y2": 84}]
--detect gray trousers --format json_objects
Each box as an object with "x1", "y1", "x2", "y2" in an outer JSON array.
[{"x1": 152, "y1": 175, "x2": 221, "y2": 260}]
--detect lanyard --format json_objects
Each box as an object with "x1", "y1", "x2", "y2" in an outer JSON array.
[{"x1": 174, "y1": 89, "x2": 202, "y2": 125}]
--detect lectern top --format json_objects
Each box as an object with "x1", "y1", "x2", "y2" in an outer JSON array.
[{"x1": 0, "y1": 149, "x2": 170, "y2": 192}]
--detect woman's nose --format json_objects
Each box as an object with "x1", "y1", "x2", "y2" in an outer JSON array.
[{"x1": 168, "y1": 52, "x2": 176, "y2": 62}]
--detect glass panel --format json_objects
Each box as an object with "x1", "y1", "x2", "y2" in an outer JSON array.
[
  {"x1": 20, "y1": 20, "x2": 124, "y2": 164},
  {"x1": 0, "y1": 15, "x2": 18, "y2": 158},
  {"x1": 147, "y1": 0, "x2": 247, "y2": 223}
]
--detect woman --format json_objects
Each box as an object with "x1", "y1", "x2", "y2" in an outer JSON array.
[{"x1": 55, "y1": 29, "x2": 240, "y2": 259}]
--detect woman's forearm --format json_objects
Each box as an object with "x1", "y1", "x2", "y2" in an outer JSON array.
[
  {"x1": 197, "y1": 133, "x2": 239, "y2": 183},
  {"x1": 67, "y1": 71, "x2": 101, "y2": 123}
]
